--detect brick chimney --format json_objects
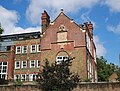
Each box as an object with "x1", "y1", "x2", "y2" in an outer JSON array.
[
  {"x1": 88, "y1": 21, "x2": 93, "y2": 36},
  {"x1": 41, "y1": 10, "x2": 50, "y2": 33}
]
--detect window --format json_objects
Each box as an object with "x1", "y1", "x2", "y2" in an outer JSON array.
[
  {"x1": 2, "y1": 66, "x2": 7, "y2": 73},
  {"x1": 0, "y1": 62, "x2": 8, "y2": 80},
  {"x1": 56, "y1": 56, "x2": 68, "y2": 64},
  {"x1": 22, "y1": 46, "x2": 27, "y2": 53},
  {"x1": 14, "y1": 74, "x2": 19, "y2": 81},
  {"x1": 86, "y1": 33, "x2": 91, "y2": 54},
  {"x1": 37, "y1": 60, "x2": 40, "y2": 68},
  {"x1": 30, "y1": 60, "x2": 35, "y2": 68},
  {"x1": 31, "y1": 45, "x2": 36, "y2": 53},
  {"x1": 15, "y1": 61, "x2": 20, "y2": 69},
  {"x1": 21, "y1": 61, "x2": 27, "y2": 68},
  {"x1": 29, "y1": 74, "x2": 36, "y2": 81},
  {"x1": 21, "y1": 74, "x2": 26, "y2": 81},
  {"x1": 37, "y1": 44, "x2": 40, "y2": 52},
  {"x1": 16, "y1": 46, "x2": 21, "y2": 54}
]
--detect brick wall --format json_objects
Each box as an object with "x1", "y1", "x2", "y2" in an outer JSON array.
[{"x1": 0, "y1": 82, "x2": 120, "y2": 91}]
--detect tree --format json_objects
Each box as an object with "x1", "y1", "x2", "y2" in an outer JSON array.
[
  {"x1": 97, "y1": 56, "x2": 115, "y2": 81},
  {"x1": 0, "y1": 23, "x2": 4, "y2": 34},
  {"x1": 37, "y1": 58, "x2": 80, "y2": 91},
  {"x1": 97, "y1": 56, "x2": 117, "y2": 82},
  {"x1": 116, "y1": 67, "x2": 120, "y2": 81}
]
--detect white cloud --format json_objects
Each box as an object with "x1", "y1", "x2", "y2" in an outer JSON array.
[
  {"x1": 26, "y1": 0, "x2": 100, "y2": 25},
  {"x1": 0, "y1": 6, "x2": 19, "y2": 34},
  {"x1": 103, "y1": 0, "x2": 120, "y2": 12},
  {"x1": 81, "y1": 12, "x2": 97, "y2": 28},
  {"x1": 0, "y1": 6, "x2": 41, "y2": 35},
  {"x1": 94, "y1": 36, "x2": 106, "y2": 57},
  {"x1": 107, "y1": 23, "x2": 120, "y2": 34}
]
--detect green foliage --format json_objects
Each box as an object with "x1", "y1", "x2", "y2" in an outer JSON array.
[
  {"x1": 97, "y1": 56, "x2": 119, "y2": 82},
  {"x1": 13, "y1": 79, "x2": 23, "y2": 85},
  {"x1": 116, "y1": 67, "x2": 120, "y2": 81},
  {"x1": 84, "y1": 78, "x2": 92, "y2": 82},
  {"x1": 37, "y1": 58, "x2": 80, "y2": 91}
]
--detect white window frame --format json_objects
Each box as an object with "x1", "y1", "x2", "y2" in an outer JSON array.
[
  {"x1": 21, "y1": 74, "x2": 26, "y2": 81},
  {"x1": 14, "y1": 74, "x2": 20, "y2": 81},
  {"x1": 37, "y1": 60, "x2": 40, "y2": 68},
  {"x1": 15, "y1": 61, "x2": 20, "y2": 69},
  {"x1": 0, "y1": 62, "x2": 8, "y2": 80},
  {"x1": 22, "y1": 46, "x2": 27, "y2": 53},
  {"x1": 30, "y1": 60, "x2": 35, "y2": 68},
  {"x1": 21, "y1": 61, "x2": 27, "y2": 68},
  {"x1": 16, "y1": 46, "x2": 21, "y2": 54},
  {"x1": 56, "y1": 56, "x2": 68, "y2": 64},
  {"x1": 29, "y1": 74, "x2": 36, "y2": 81},
  {"x1": 31, "y1": 45, "x2": 36, "y2": 53},
  {"x1": 37, "y1": 44, "x2": 40, "y2": 52}
]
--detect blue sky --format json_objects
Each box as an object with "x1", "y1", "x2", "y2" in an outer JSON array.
[{"x1": 0, "y1": 0, "x2": 120, "y2": 66}]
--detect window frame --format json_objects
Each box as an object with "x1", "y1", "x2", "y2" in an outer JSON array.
[
  {"x1": 30, "y1": 60, "x2": 35, "y2": 68},
  {"x1": 16, "y1": 46, "x2": 21, "y2": 54},
  {"x1": 14, "y1": 74, "x2": 20, "y2": 81},
  {"x1": 22, "y1": 46, "x2": 27, "y2": 53},
  {"x1": 0, "y1": 62, "x2": 8, "y2": 80},
  {"x1": 21, "y1": 61, "x2": 27, "y2": 68},
  {"x1": 29, "y1": 74, "x2": 36, "y2": 81},
  {"x1": 56, "y1": 56, "x2": 68, "y2": 64},
  {"x1": 37, "y1": 44, "x2": 40, "y2": 52},
  {"x1": 37, "y1": 60, "x2": 40, "y2": 68},
  {"x1": 15, "y1": 61, "x2": 20, "y2": 69},
  {"x1": 21, "y1": 74, "x2": 26, "y2": 81},
  {"x1": 30, "y1": 45, "x2": 36, "y2": 53}
]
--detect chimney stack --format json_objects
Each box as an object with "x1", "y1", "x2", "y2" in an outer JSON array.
[
  {"x1": 88, "y1": 21, "x2": 93, "y2": 36},
  {"x1": 41, "y1": 10, "x2": 50, "y2": 33}
]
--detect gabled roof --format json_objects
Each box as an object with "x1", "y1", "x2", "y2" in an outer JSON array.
[{"x1": 52, "y1": 9, "x2": 81, "y2": 28}]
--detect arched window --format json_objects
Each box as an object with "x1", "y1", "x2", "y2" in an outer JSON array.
[{"x1": 56, "y1": 51, "x2": 69, "y2": 64}]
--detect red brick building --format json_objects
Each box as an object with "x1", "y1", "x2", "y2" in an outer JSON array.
[
  {"x1": 40, "y1": 10, "x2": 97, "y2": 82},
  {"x1": 0, "y1": 10, "x2": 97, "y2": 82}
]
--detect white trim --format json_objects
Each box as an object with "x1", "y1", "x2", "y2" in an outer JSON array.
[
  {"x1": 37, "y1": 44, "x2": 40, "y2": 52},
  {"x1": 30, "y1": 60, "x2": 35, "y2": 68},
  {"x1": 56, "y1": 56, "x2": 68, "y2": 64},
  {"x1": 22, "y1": 46, "x2": 27, "y2": 53},
  {"x1": 29, "y1": 74, "x2": 36, "y2": 81},
  {"x1": 15, "y1": 61, "x2": 20, "y2": 69},
  {"x1": 14, "y1": 74, "x2": 20, "y2": 80},
  {"x1": 0, "y1": 62, "x2": 8, "y2": 80},
  {"x1": 16, "y1": 46, "x2": 21, "y2": 54},
  {"x1": 21, "y1": 74, "x2": 26, "y2": 81},
  {"x1": 21, "y1": 61, "x2": 27, "y2": 68},
  {"x1": 37, "y1": 60, "x2": 40, "y2": 68},
  {"x1": 30, "y1": 45, "x2": 36, "y2": 53}
]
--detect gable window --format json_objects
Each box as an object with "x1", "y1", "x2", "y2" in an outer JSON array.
[
  {"x1": 37, "y1": 44, "x2": 40, "y2": 52},
  {"x1": 15, "y1": 61, "x2": 20, "y2": 69},
  {"x1": 21, "y1": 61, "x2": 27, "y2": 68},
  {"x1": 30, "y1": 60, "x2": 35, "y2": 68},
  {"x1": 22, "y1": 46, "x2": 27, "y2": 53},
  {"x1": 31, "y1": 45, "x2": 36, "y2": 53},
  {"x1": 16, "y1": 46, "x2": 21, "y2": 54},
  {"x1": 56, "y1": 56, "x2": 68, "y2": 64}
]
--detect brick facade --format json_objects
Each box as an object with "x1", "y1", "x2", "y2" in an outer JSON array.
[
  {"x1": 40, "y1": 10, "x2": 97, "y2": 82},
  {"x1": 0, "y1": 10, "x2": 97, "y2": 82}
]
